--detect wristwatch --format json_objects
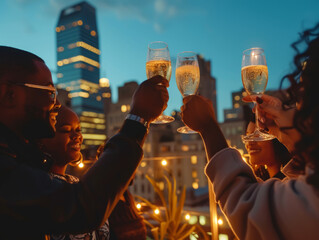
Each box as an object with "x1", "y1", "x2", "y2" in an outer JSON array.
[{"x1": 126, "y1": 114, "x2": 149, "y2": 128}]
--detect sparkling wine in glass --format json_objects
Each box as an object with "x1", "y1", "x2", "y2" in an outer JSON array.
[
  {"x1": 241, "y1": 47, "x2": 275, "y2": 141},
  {"x1": 146, "y1": 41, "x2": 174, "y2": 124},
  {"x1": 176, "y1": 51, "x2": 200, "y2": 134}
]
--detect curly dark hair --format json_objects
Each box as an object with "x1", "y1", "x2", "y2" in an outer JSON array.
[{"x1": 280, "y1": 23, "x2": 319, "y2": 188}]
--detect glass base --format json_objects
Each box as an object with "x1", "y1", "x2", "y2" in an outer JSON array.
[
  {"x1": 177, "y1": 126, "x2": 197, "y2": 134},
  {"x1": 151, "y1": 114, "x2": 175, "y2": 124},
  {"x1": 241, "y1": 130, "x2": 276, "y2": 142}
]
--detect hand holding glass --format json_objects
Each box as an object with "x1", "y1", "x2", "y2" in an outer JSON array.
[
  {"x1": 146, "y1": 41, "x2": 174, "y2": 124},
  {"x1": 176, "y1": 51, "x2": 200, "y2": 134},
  {"x1": 241, "y1": 48, "x2": 275, "y2": 141}
]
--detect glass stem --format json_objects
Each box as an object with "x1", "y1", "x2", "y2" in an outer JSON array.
[{"x1": 254, "y1": 101, "x2": 260, "y2": 132}]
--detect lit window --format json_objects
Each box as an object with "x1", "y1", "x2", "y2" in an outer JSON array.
[
  {"x1": 234, "y1": 95, "x2": 240, "y2": 101},
  {"x1": 121, "y1": 105, "x2": 127, "y2": 112},
  {"x1": 219, "y1": 234, "x2": 229, "y2": 240},
  {"x1": 199, "y1": 216, "x2": 206, "y2": 225},
  {"x1": 242, "y1": 92, "x2": 248, "y2": 97},
  {"x1": 192, "y1": 182, "x2": 199, "y2": 189},
  {"x1": 68, "y1": 92, "x2": 89, "y2": 98},
  {"x1": 57, "y1": 46, "x2": 64, "y2": 52},
  {"x1": 57, "y1": 61, "x2": 63, "y2": 66},
  {"x1": 103, "y1": 92, "x2": 111, "y2": 98},
  {"x1": 188, "y1": 216, "x2": 198, "y2": 225},
  {"x1": 56, "y1": 27, "x2": 60, "y2": 32},
  {"x1": 80, "y1": 84, "x2": 90, "y2": 91},
  {"x1": 191, "y1": 155, "x2": 197, "y2": 164},
  {"x1": 96, "y1": 96, "x2": 101, "y2": 101},
  {"x1": 181, "y1": 145, "x2": 189, "y2": 151},
  {"x1": 60, "y1": 26, "x2": 65, "y2": 31},
  {"x1": 234, "y1": 103, "x2": 240, "y2": 108},
  {"x1": 77, "y1": 20, "x2": 83, "y2": 25},
  {"x1": 192, "y1": 170, "x2": 197, "y2": 178},
  {"x1": 100, "y1": 78, "x2": 110, "y2": 87},
  {"x1": 56, "y1": 55, "x2": 100, "y2": 68},
  {"x1": 91, "y1": 30, "x2": 96, "y2": 36},
  {"x1": 82, "y1": 134, "x2": 107, "y2": 140},
  {"x1": 158, "y1": 181, "x2": 164, "y2": 190},
  {"x1": 141, "y1": 162, "x2": 147, "y2": 167}
]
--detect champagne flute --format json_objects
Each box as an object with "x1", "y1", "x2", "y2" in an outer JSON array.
[
  {"x1": 146, "y1": 41, "x2": 174, "y2": 124},
  {"x1": 241, "y1": 47, "x2": 275, "y2": 141},
  {"x1": 176, "y1": 51, "x2": 200, "y2": 134}
]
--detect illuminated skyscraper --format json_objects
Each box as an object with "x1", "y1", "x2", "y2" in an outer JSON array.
[{"x1": 56, "y1": 1, "x2": 106, "y2": 157}]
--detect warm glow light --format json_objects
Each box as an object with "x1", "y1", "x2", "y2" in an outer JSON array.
[
  {"x1": 78, "y1": 162, "x2": 84, "y2": 168},
  {"x1": 82, "y1": 134, "x2": 107, "y2": 140},
  {"x1": 91, "y1": 30, "x2": 96, "y2": 36},
  {"x1": 185, "y1": 214, "x2": 191, "y2": 220},
  {"x1": 161, "y1": 159, "x2": 167, "y2": 166},
  {"x1": 58, "y1": 55, "x2": 100, "y2": 68},
  {"x1": 78, "y1": 20, "x2": 83, "y2": 25},
  {"x1": 141, "y1": 162, "x2": 147, "y2": 167},
  {"x1": 192, "y1": 182, "x2": 199, "y2": 189},
  {"x1": 102, "y1": 92, "x2": 111, "y2": 98},
  {"x1": 136, "y1": 203, "x2": 142, "y2": 209},
  {"x1": 218, "y1": 218, "x2": 223, "y2": 225},
  {"x1": 100, "y1": 77, "x2": 110, "y2": 87},
  {"x1": 191, "y1": 155, "x2": 197, "y2": 164},
  {"x1": 154, "y1": 208, "x2": 160, "y2": 215},
  {"x1": 121, "y1": 105, "x2": 128, "y2": 112}
]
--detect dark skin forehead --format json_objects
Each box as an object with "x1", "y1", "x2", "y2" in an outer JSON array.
[
  {"x1": 26, "y1": 60, "x2": 54, "y2": 86},
  {"x1": 55, "y1": 107, "x2": 80, "y2": 128}
]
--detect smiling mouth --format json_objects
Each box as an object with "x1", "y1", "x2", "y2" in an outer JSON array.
[
  {"x1": 70, "y1": 143, "x2": 81, "y2": 151},
  {"x1": 249, "y1": 149, "x2": 261, "y2": 154}
]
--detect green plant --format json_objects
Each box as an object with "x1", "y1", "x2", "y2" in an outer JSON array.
[{"x1": 136, "y1": 174, "x2": 209, "y2": 240}]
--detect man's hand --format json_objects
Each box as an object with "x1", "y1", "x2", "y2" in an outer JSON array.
[
  {"x1": 181, "y1": 95, "x2": 228, "y2": 160},
  {"x1": 129, "y1": 76, "x2": 169, "y2": 124},
  {"x1": 181, "y1": 95, "x2": 216, "y2": 133}
]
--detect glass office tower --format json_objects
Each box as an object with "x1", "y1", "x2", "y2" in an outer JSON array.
[{"x1": 56, "y1": 1, "x2": 106, "y2": 157}]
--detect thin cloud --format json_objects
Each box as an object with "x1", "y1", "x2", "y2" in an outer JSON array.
[{"x1": 9, "y1": 0, "x2": 206, "y2": 32}]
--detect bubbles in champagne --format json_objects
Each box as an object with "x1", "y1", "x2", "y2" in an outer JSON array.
[
  {"x1": 146, "y1": 60, "x2": 172, "y2": 81},
  {"x1": 241, "y1": 65, "x2": 268, "y2": 95},
  {"x1": 176, "y1": 65, "x2": 200, "y2": 96}
]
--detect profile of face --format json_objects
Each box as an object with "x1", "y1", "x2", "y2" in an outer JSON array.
[
  {"x1": 245, "y1": 122, "x2": 276, "y2": 166},
  {"x1": 23, "y1": 60, "x2": 60, "y2": 139},
  {"x1": 40, "y1": 106, "x2": 83, "y2": 166}
]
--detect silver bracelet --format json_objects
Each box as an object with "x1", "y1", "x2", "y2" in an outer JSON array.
[{"x1": 126, "y1": 114, "x2": 149, "y2": 128}]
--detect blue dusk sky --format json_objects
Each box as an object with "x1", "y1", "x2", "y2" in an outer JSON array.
[{"x1": 0, "y1": 0, "x2": 318, "y2": 122}]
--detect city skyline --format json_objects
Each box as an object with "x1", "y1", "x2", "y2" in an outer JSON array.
[{"x1": 1, "y1": 0, "x2": 318, "y2": 122}]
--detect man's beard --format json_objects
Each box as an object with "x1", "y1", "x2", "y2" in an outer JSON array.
[{"x1": 23, "y1": 107, "x2": 56, "y2": 140}]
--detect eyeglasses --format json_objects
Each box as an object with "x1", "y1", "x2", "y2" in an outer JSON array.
[{"x1": 14, "y1": 83, "x2": 57, "y2": 104}]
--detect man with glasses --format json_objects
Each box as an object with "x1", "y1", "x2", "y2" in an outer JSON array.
[{"x1": 0, "y1": 46, "x2": 169, "y2": 239}]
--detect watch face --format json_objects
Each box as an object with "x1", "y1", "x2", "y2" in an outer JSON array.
[{"x1": 126, "y1": 114, "x2": 148, "y2": 127}]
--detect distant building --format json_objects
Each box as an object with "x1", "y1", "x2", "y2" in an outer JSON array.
[
  {"x1": 56, "y1": 1, "x2": 106, "y2": 158},
  {"x1": 221, "y1": 88, "x2": 286, "y2": 154},
  {"x1": 106, "y1": 81, "x2": 138, "y2": 138},
  {"x1": 197, "y1": 55, "x2": 218, "y2": 119}
]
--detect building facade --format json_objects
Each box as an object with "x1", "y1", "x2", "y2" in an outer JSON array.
[{"x1": 56, "y1": 1, "x2": 106, "y2": 158}]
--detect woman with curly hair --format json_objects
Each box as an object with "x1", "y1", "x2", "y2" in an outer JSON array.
[{"x1": 180, "y1": 22, "x2": 319, "y2": 240}]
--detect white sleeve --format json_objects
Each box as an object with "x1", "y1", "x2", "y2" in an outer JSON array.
[{"x1": 205, "y1": 148, "x2": 319, "y2": 240}]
